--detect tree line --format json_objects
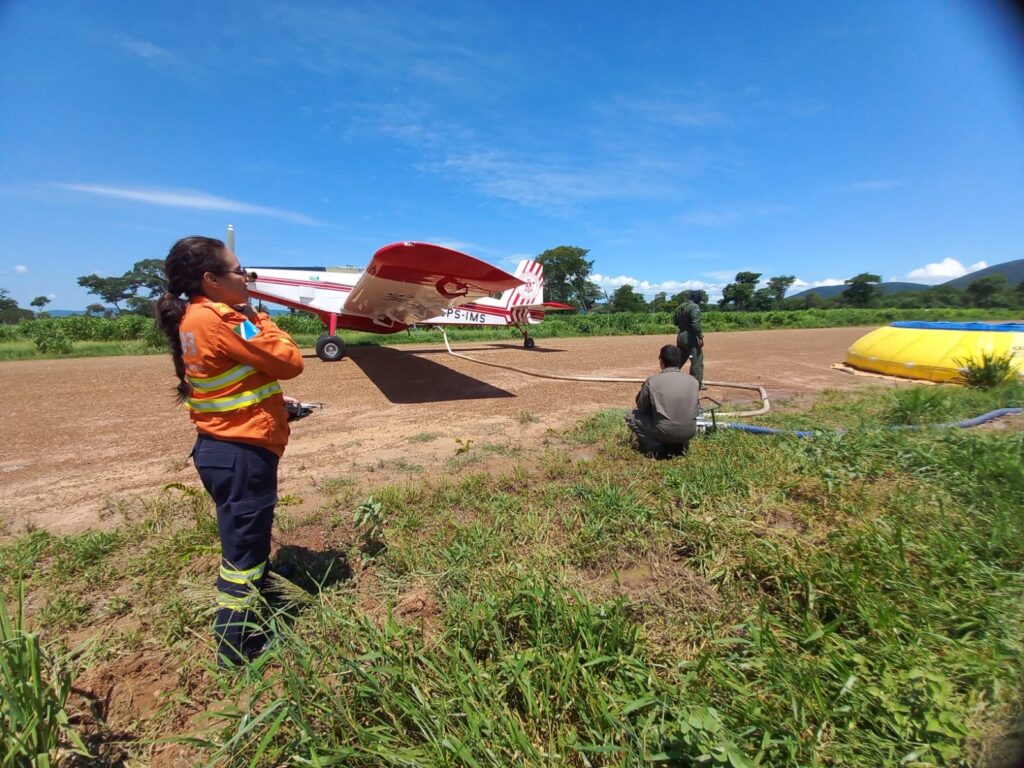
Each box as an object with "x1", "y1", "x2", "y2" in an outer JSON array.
[
  {"x1": 2, "y1": 248, "x2": 1022, "y2": 325},
  {"x1": 536, "y1": 248, "x2": 1024, "y2": 313}
]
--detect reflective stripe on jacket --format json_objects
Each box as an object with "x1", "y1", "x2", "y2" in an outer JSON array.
[{"x1": 181, "y1": 297, "x2": 304, "y2": 455}]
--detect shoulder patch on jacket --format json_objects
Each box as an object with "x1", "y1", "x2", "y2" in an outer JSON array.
[
  {"x1": 233, "y1": 319, "x2": 262, "y2": 341},
  {"x1": 209, "y1": 302, "x2": 237, "y2": 318}
]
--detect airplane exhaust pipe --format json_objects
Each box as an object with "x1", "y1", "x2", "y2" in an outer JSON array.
[{"x1": 245, "y1": 270, "x2": 259, "y2": 282}]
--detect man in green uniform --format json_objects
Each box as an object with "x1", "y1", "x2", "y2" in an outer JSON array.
[
  {"x1": 673, "y1": 290, "x2": 705, "y2": 388},
  {"x1": 625, "y1": 345, "x2": 700, "y2": 459}
]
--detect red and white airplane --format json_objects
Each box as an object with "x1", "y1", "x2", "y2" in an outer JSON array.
[{"x1": 243, "y1": 240, "x2": 573, "y2": 361}]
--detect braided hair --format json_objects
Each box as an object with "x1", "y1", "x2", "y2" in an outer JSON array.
[{"x1": 155, "y1": 237, "x2": 226, "y2": 401}]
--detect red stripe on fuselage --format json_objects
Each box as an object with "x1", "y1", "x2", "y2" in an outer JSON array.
[{"x1": 254, "y1": 275, "x2": 353, "y2": 293}]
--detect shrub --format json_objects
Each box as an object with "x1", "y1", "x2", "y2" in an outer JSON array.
[
  {"x1": 26, "y1": 320, "x2": 73, "y2": 355},
  {"x1": 955, "y1": 351, "x2": 1018, "y2": 389},
  {"x1": 0, "y1": 323, "x2": 23, "y2": 342},
  {"x1": 143, "y1": 319, "x2": 169, "y2": 349}
]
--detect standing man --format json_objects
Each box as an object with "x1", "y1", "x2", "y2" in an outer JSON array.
[
  {"x1": 674, "y1": 290, "x2": 705, "y2": 388},
  {"x1": 625, "y1": 345, "x2": 700, "y2": 458}
]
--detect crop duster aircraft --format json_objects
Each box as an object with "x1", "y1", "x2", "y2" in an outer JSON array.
[{"x1": 239, "y1": 235, "x2": 573, "y2": 361}]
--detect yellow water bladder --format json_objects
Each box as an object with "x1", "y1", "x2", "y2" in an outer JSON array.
[{"x1": 845, "y1": 321, "x2": 1024, "y2": 383}]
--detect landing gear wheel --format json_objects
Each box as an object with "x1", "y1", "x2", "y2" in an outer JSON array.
[
  {"x1": 523, "y1": 337, "x2": 535, "y2": 350},
  {"x1": 316, "y1": 334, "x2": 346, "y2": 362}
]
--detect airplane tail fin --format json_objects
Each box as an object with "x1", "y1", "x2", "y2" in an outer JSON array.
[
  {"x1": 501, "y1": 260, "x2": 545, "y2": 308},
  {"x1": 501, "y1": 260, "x2": 574, "y2": 324}
]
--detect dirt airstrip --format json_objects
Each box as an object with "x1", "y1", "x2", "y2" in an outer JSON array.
[{"x1": 1, "y1": 327, "x2": 884, "y2": 536}]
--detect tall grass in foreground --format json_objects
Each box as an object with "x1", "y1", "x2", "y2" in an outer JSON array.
[
  {"x1": 192, "y1": 581, "x2": 738, "y2": 767},
  {"x1": 2, "y1": 385, "x2": 1022, "y2": 766},
  {"x1": 1, "y1": 584, "x2": 89, "y2": 766},
  {"x1": 180, "y1": 385, "x2": 1024, "y2": 767}
]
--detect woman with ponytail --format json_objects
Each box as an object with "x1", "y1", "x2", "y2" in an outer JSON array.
[{"x1": 157, "y1": 236, "x2": 303, "y2": 665}]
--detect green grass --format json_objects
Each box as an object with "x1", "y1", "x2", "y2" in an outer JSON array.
[
  {"x1": 0, "y1": 339, "x2": 163, "y2": 361},
  {"x1": 2, "y1": 384, "x2": 1023, "y2": 766},
  {"x1": 1, "y1": 585, "x2": 89, "y2": 765}
]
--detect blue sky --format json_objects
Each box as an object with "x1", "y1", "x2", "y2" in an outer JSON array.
[{"x1": 1, "y1": 1, "x2": 1022, "y2": 309}]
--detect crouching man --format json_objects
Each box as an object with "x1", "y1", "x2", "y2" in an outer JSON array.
[{"x1": 625, "y1": 345, "x2": 699, "y2": 458}]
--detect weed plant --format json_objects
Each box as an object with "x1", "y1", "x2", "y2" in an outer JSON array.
[
  {"x1": 955, "y1": 351, "x2": 1020, "y2": 389},
  {"x1": 1, "y1": 584, "x2": 89, "y2": 765}
]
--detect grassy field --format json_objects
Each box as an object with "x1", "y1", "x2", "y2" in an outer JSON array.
[{"x1": 2, "y1": 382, "x2": 1023, "y2": 766}]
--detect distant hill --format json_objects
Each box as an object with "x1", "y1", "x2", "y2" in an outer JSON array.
[
  {"x1": 790, "y1": 281, "x2": 928, "y2": 300},
  {"x1": 791, "y1": 258, "x2": 1024, "y2": 299},
  {"x1": 939, "y1": 259, "x2": 1024, "y2": 290}
]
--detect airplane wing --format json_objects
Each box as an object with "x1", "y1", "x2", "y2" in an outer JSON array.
[{"x1": 343, "y1": 242, "x2": 524, "y2": 326}]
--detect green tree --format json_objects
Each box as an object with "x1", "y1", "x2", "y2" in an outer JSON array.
[
  {"x1": 30, "y1": 296, "x2": 51, "y2": 317},
  {"x1": 608, "y1": 285, "x2": 649, "y2": 313},
  {"x1": 749, "y1": 288, "x2": 776, "y2": 311},
  {"x1": 77, "y1": 274, "x2": 133, "y2": 313},
  {"x1": 922, "y1": 284, "x2": 962, "y2": 307},
  {"x1": 840, "y1": 273, "x2": 881, "y2": 307},
  {"x1": 766, "y1": 275, "x2": 796, "y2": 303},
  {"x1": 578, "y1": 281, "x2": 605, "y2": 312},
  {"x1": 77, "y1": 258, "x2": 168, "y2": 315},
  {"x1": 719, "y1": 272, "x2": 761, "y2": 310},
  {"x1": 782, "y1": 292, "x2": 813, "y2": 310},
  {"x1": 964, "y1": 274, "x2": 1009, "y2": 308},
  {"x1": 0, "y1": 287, "x2": 33, "y2": 324},
  {"x1": 648, "y1": 292, "x2": 672, "y2": 313},
  {"x1": 127, "y1": 258, "x2": 168, "y2": 295},
  {"x1": 670, "y1": 289, "x2": 708, "y2": 308},
  {"x1": 84, "y1": 303, "x2": 108, "y2": 317},
  {"x1": 536, "y1": 246, "x2": 601, "y2": 311}
]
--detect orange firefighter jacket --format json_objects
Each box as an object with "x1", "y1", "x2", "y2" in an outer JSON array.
[{"x1": 180, "y1": 297, "x2": 304, "y2": 456}]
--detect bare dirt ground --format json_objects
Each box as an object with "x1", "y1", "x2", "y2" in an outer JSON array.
[{"x1": 1, "y1": 327, "x2": 886, "y2": 536}]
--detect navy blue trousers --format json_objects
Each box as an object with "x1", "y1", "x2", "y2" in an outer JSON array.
[{"x1": 193, "y1": 435, "x2": 278, "y2": 664}]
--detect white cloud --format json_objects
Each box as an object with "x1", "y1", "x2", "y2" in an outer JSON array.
[
  {"x1": 592, "y1": 273, "x2": 718, "y2": 299},
  {"x1": 597, "y1": 96, "x2": 728, "y2": 128},
  {"x1": 790, "y1": 277, "x2": 845, "y2": 290},
  {"x1": 581, "y1": 272, "x2": 857, "y2": 303},
  {"x1": 119, "y1": 37, "x2": 175, "y2": 62},
  {"x1": 427, "y1": 151, "x2": 677, "y2": 210},
  {"x1": 905, "y1": 258, "x2": 988, "y2": 284},
  {"x1": 15, "y1": 265, "x2": 28, "y2": 273},
  {"x1": 54, "y1": 184, "x2": 319, "y2": 225}
]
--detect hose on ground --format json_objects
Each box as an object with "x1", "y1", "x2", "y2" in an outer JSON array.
[
  {"x1": 438, "y1": 329, "x2": 771, "y2": 417},
  {"x1": 718, "y1": 407, "x2": 1023, "y2": 438}
]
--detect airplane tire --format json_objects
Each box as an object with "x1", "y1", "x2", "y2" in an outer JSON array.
[
  {"x1": 524, "y1": 337, "x2": 535, "y2": 349},
  {"x1": 316, "y1": 334, "x2": 346, "y2": 362}
]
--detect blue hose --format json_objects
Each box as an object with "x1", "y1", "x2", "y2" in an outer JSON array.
[{"x1": 720, "y1": 408, "x2": 1023, "y2": 438}]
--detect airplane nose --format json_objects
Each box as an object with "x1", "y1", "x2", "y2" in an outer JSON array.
[{"x1": 245, "y1": 270, "x2": 259, "y2": 282}]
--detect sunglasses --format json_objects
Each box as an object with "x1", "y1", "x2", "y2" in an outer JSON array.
[{"x1": 218, "y1": 266, "x2": 247, "y2": 276}]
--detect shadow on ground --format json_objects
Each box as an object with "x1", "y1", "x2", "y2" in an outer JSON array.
[
  {"x1": 348, "y1": 346, "x2": 515, "y2": 403},
  {"x1": 272, "y1": 545, "x2": 352, "y2": 594}
]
